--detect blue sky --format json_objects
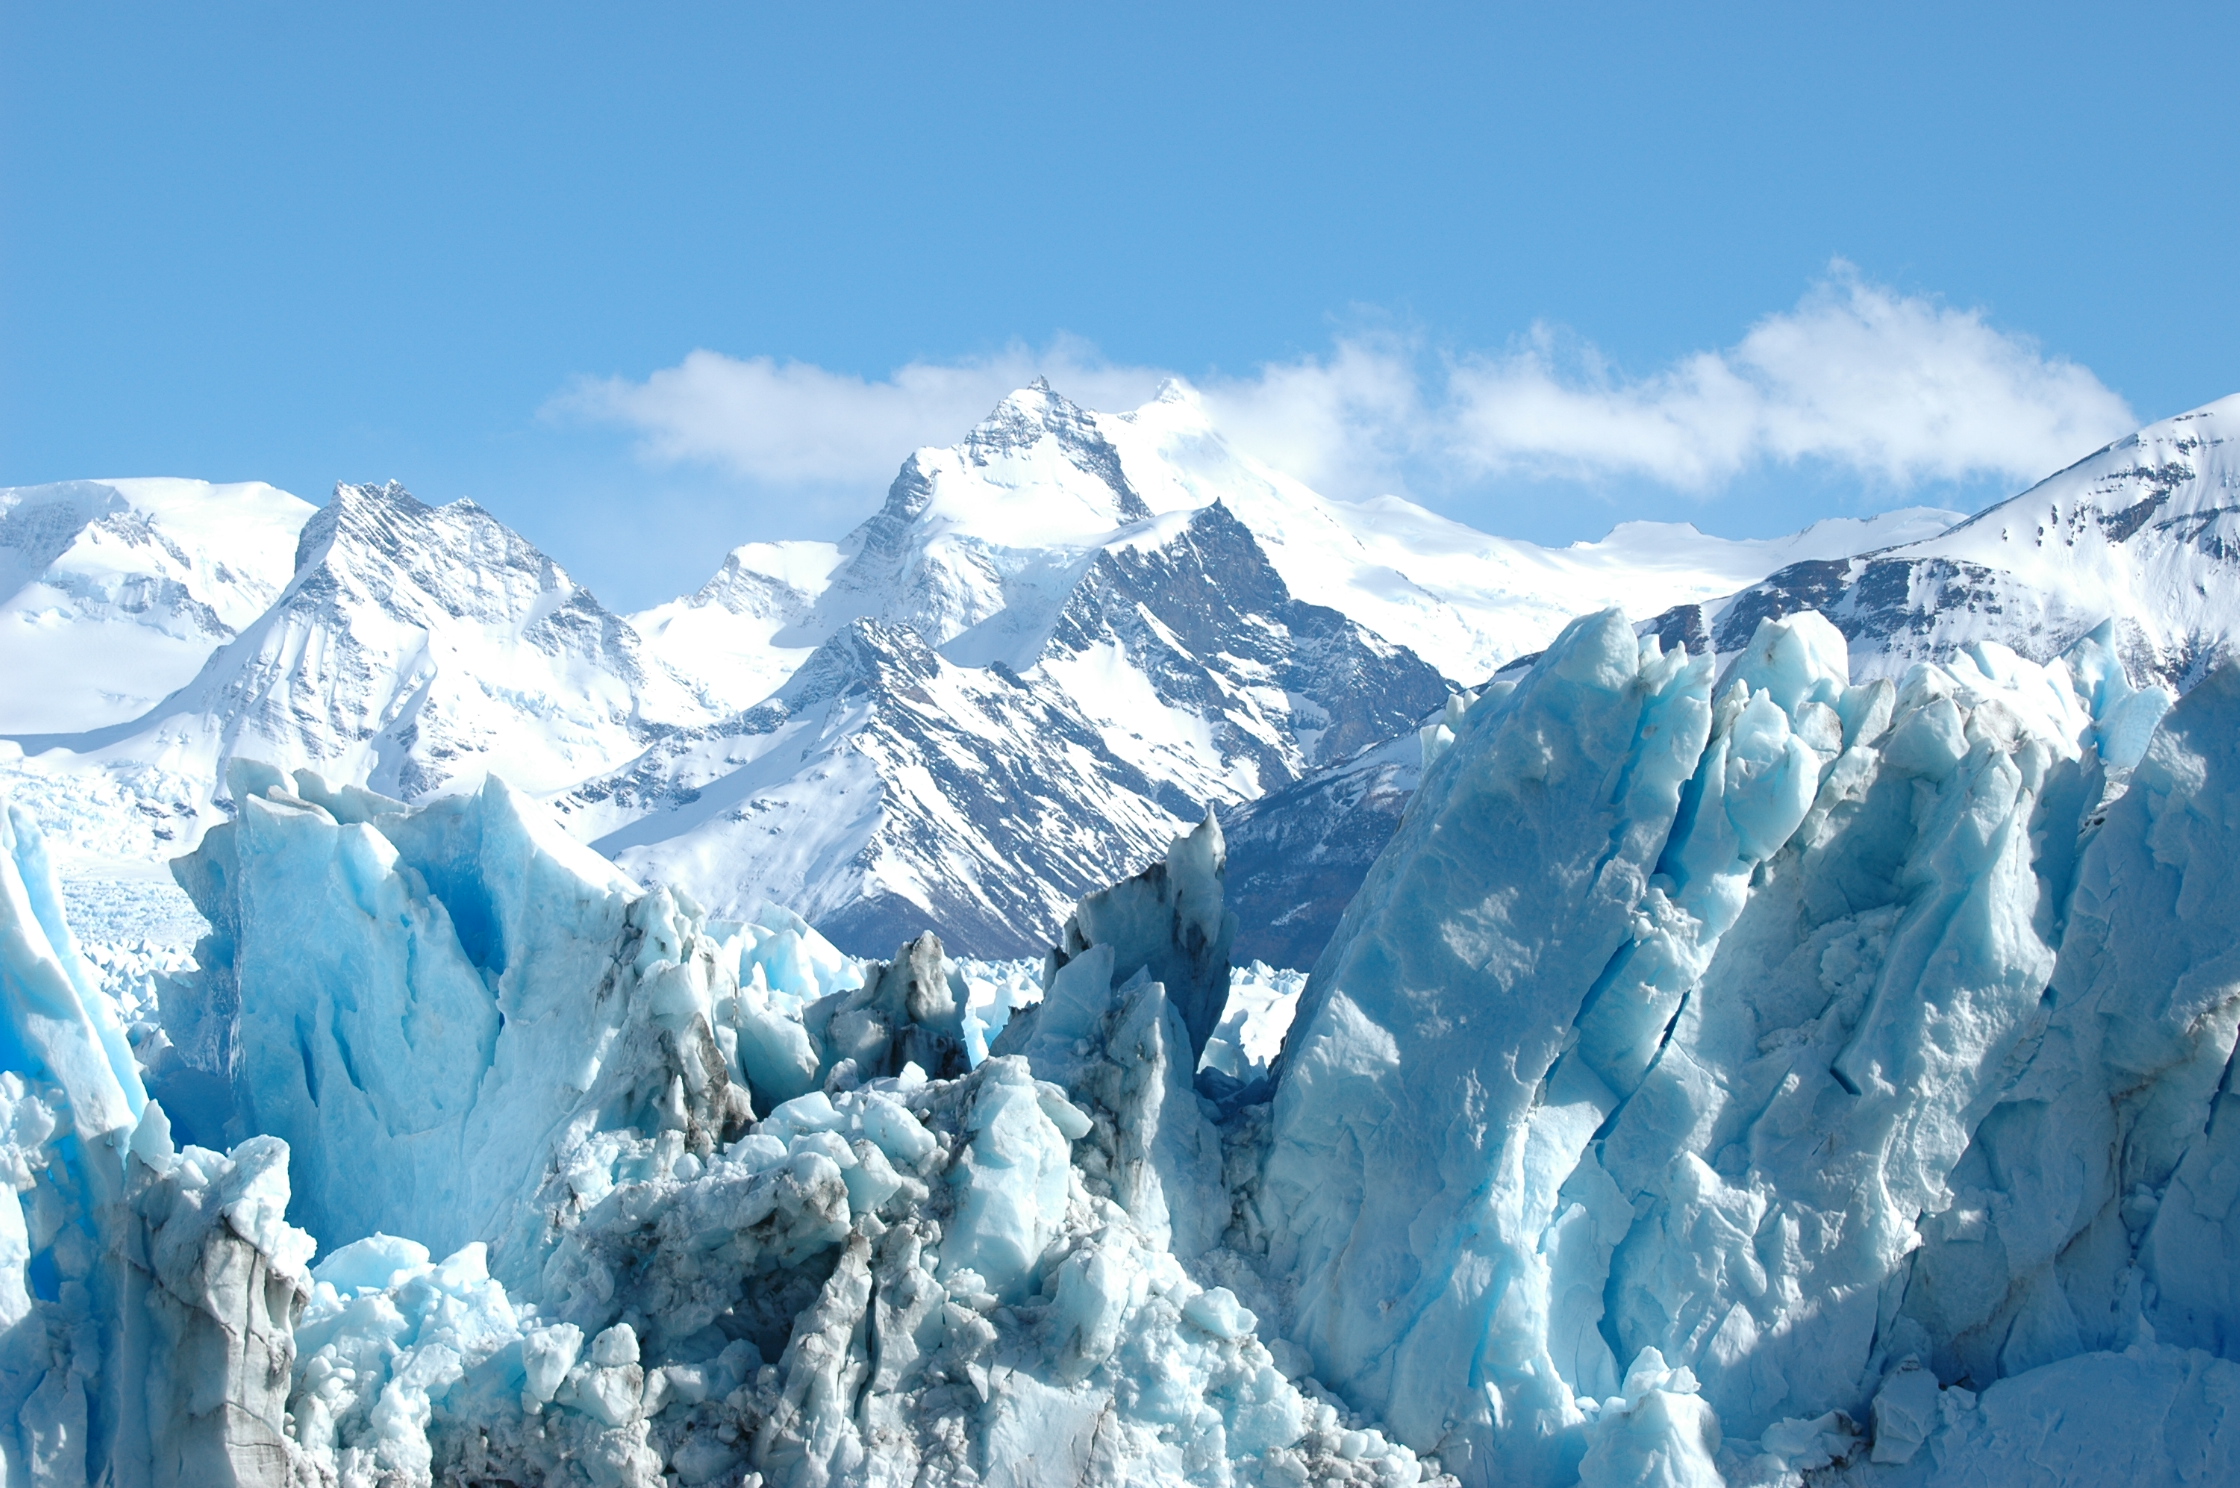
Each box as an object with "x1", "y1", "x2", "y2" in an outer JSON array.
[{"x1": 3, "y1": 2, "x2": 2235, "y2": 609}]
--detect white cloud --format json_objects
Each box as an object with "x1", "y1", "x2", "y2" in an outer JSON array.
[
  {"x1": 556, "y1": 267, "x2": 2135, "y2": 508},
  {"x1": 549, "y1": 337, "x2": 1167, "y2": 490},
  {"x1": 1193, "y1": 334, "x2": 1427, "y2": 503},
  {"x1": 1440, "y1": 266, "x2": 2135, "y2": 490}
]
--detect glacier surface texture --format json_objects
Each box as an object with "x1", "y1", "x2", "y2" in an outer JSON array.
[{"x1": 9, "y1": 588, "x2": 2240, "y2": 1486}]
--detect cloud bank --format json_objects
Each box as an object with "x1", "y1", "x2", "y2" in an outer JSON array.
[
  {"x1": 554, "y1": 266, "x2": 2136, "y2": 509},
  {"x1": 549, "y1": 337, "x2": 1168, "y2": 492}
]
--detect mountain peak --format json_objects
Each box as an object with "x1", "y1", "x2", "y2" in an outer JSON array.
[
  {"x1": 966, "y1": 380, "x2": 1092, "y2": 459},
  {"x1": 868, "y1": 382, "x2": 1153, "y2": 527},
  {"x1": 1150, "y1": 376, "x2": 1199, "y2": 407},
  {"x1": 330, "y1": 478, "x2": 419, "y2": 508}
]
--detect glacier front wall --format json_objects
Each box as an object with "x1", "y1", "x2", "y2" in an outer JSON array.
[
  {"x1": 9, "y1": 602, "x2": 2240, "y2": 1486},
  {"x1": 1259, "y1": 606, "x2": 2240, "y2": 1482}
]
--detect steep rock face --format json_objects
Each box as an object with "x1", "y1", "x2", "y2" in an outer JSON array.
[
  {"x1": 1648, "y1": 393, "x2": 2240, "y2": 687},
  {"x1": 1223, "y1": 740, "x2": 1418, "y2": 973},
  {"x1": 3, "y1": 482, "x2": 715, "y2": 867},
  {"x1": 559, "y1": 620, "x2": 1198, "y2": 958},
  {"x1": 0, "y1": 479, "x2": 313, "y2": 734},
  {"x1": 571, "y1": 486, "x2": 1447, "y2": 957},
  {"x1": 1038, "y1": 501, "x2": 1448, "y2": 802}
]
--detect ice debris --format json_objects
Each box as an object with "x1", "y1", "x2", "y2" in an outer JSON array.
[
  {"x1": 1199, "y1": 962, "x2": 1307, "y2": 1083},
  {"x1": 5, "y1": 755, "x2": 1446, "y2": 1485},
  {"x1": 12, "y1": 602, "x2": 2240, "y2": 1487}
]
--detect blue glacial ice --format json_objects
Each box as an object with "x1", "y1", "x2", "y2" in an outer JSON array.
[
  {"x1": 10, "y1": 604, "x2": 2240, "y2": 1487},
  {"x1": 1254, "y1": 607, "x2": 2236, "y2": 1487},
  {"x1": 5, "y1": 754, "x2": 1443, "y2": 1485}
]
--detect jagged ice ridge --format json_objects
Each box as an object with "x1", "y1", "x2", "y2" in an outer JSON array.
[{"x1": 6, "y1": 582, "x2": 2240, "y2": 1485}]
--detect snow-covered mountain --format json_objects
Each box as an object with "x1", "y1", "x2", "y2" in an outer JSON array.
[
  {"x1": 563, "y1": 492, "x2": 1450, "y2": 955},
  {"x1": 0, "y1": 478, "x2": 314, "y2": 732},
  {"x1": 581, "y1": 382, "x2": 1946, "y2": 955},
  {"x1": 43, "y1": 382, "x2": 2233, "y2": 966},
  {"x1": 2, "y1": 480, "x2": 717, "y2": 868},
  {"x1": 1649, "y1": 393, "x2": 2240, "y2": 686}
]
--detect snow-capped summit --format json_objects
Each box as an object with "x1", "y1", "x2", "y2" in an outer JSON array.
[
  {"x1": 646, "y1": 380, "x2": 1954, "y2": 705},
  {"x1": 570, "y1": 474, "x2": 1451, "y2": 953},
  {"x1": 802, "y1": 380, "x2": 1162, "y2": 650}
]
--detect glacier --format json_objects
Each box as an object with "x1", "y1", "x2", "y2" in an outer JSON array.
[{"x1": 9, "y1": 589, "x2": 2240, "y2": 1485}]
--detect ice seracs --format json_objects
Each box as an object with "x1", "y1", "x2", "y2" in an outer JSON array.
[
  {"x1": 8, "y1": 581, "x2": 2240, "y2": 1483},
  {"x1": 1241, "y1": 604, "x2": 2240, "y2": 1486},
  {"x1": 34, "y1": 759, "x2": 1450, "y2": 1487}
]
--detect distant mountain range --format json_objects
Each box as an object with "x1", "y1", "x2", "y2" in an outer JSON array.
[{"x1": 8, "y1": 383, "x2": 2232, "y2": 962}]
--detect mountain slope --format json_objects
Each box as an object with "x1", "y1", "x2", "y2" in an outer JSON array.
[
  {"x1": 629, "y1": 538, "x2": 846, "y2": 715},
  {"x1": 3, "y1": 481, "x2": 716, "y2": 867},
  {"x1": 1222, "y1": 724, "x2": 1424, "y2": 971},
  {"x1": 556, "y1": 619, "x2": 1199, "y2": 956},
  {"x1": 564, "y1": 493, "x2": 1451, "y2": 955},
  {"x1": 1648, "y1": 393, "x2": 2240, "y2": 685},
  {"x1": 0, "y1": 478, "x2": 315, "y2": 732}
]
